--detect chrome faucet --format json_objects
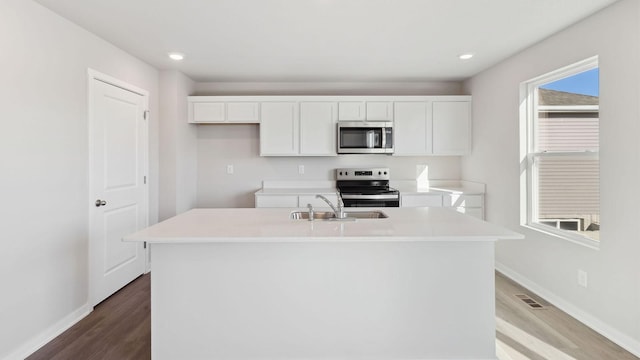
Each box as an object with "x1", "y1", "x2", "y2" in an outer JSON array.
[
  {"x1": 316, "y1": 193, "x2": 346, "y2": 219},
  {"x1": 307, "y1": 203, "x2": 314, "y2": 221}
]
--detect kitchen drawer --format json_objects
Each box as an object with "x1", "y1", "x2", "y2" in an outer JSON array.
[
  {"x1": 400, "y1": 194, "x2": 443, "y2": 207},
  {"x1": 454, "y1": 207, "x2": 484, "y2": 220},
  {"x1": 255, "y1": 195, "x2": 298, "y2": 208},
  {"x1": 444, "y1": 194, "x2": 483, "y2": 208}
]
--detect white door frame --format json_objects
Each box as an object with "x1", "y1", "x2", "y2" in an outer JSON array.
[{"x1": 87, "y1": 69, "x2": 150, "y2": 306}]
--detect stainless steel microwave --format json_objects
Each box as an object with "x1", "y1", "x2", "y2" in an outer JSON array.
[{"x1": 337, "y1": 121, "x2": 394, "y2": 154}]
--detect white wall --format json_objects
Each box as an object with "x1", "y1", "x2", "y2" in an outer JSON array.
[
  {"x1": 159, "y1": 71, "x2": 197, "y2": 220},
  {"x1": 0, "y1": 0, "x2": 159, "y2": 358},
  {"x1": 463, "y1": 0, "x2": 640, "y2": 354},
  {"x1": 194, "y1": 81, "x2": 465, "y2": 208}
]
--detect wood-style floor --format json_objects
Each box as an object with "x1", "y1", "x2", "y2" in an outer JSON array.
[
  {"x1": 27, "y1": 272, "x2": 638, "y2": 360},
  {"x1": 495, "y1": 272, "x2": 638, "y2": 360},
  {"x1": 27, "y1": 274, "x2": 151, "y2": 360}
]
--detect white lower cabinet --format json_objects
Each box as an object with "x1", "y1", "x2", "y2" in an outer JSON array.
[
  {"x1": 255, "y1": 195, "x2": 299, "y2": 208},
  {"x1": 455, "y1": 207, "x2": 484, "y2": 219},
  {"x1": 400, "y1": 194, "x2": 443, "y2": 207},
  {"x1": 445, "y1": 194, "x2": 484, "y2": 219},
  {"x1": 443, "y1": 194, "x2": 483, "y2": 208},
  {"x1": 255, "y1": 194, "x2": 338, "y2": 208},
  {"x1": 400, "y1": 192, "x2": 484, "y2": 219}
]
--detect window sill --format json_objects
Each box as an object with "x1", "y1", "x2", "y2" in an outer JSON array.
[{"x1": 521, "y1": 223, "x2": 600, "y2": 250}]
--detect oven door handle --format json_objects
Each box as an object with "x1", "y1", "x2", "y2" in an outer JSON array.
[{"x1": 341, "y1": 194, "x2": 399, "y2": 200}]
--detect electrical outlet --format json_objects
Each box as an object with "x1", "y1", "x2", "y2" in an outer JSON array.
[
  {"x1": 298, "y1": 165, "x2": 305, "y2": 175},
  {"x1": 226, "y1": 165, "x2": 234, "y2": 174},
  {"x1": 578, "y1": 269, "x2": 588, "y2": 288}
]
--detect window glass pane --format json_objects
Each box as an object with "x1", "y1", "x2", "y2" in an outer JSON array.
[
  {"x1": 537, "y1": 111, "x2": 599, "y2": 152},
  {"x1": 534, "y1": 155, "x2": 600, "y2": 241}
]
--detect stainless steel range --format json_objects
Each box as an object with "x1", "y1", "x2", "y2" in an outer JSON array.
[{"x1": 336, "y1": 168, "x2": 400, "y2": 207}]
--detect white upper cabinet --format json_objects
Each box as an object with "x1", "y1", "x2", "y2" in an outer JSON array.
[
  {"x1": 261, "y1": 101, "x2": 337, "y2": 157},
  {"x1": 190, "y1": 102, "x2": 225, "y2": 123},
  {"x1": 188, "y1": 97, "x2": 259, "y2": 123},
  {"x1": 394, "y1": 97, "x2": 471, "y2": 156},
  {"x1": 260, "y1": 102, "x2": 299, "y2": 156},
  {"x1": 366, "y1": 102, "x2": 393, "y2": 120},
  {"x1": 432, "y1": 100, "x2": 471, "y2": 155},
  {"x1": 187, "y1": 95, "x2": 471, "y2": 156},
  {"x1": 299, "y1": 102, "x2": 337, "y2": 156},
  {"x1": 338, "y1": 102, "x2": 365, "y2": 121},
  {"x1": 226, "y1": 102, "x2": 259, "y2": 122},
  {"x1": 393, "y1": 102, "x2": 431, "y2": 155},
  {"x1": 338, "y1": 101, "x2": 393, "y2": 121}
]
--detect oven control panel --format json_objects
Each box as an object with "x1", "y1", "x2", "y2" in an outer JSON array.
[{"x1": 336, "y1": 168, "x2": 389, "y2": 181}]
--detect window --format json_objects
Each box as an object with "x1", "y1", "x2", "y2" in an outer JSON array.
[{"x1": 521, "y1": 57, "x2": 599, "y2": 247}]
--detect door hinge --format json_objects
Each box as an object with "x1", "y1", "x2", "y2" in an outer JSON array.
[
  {"x1": 143, "y1": 175, "x2": 147, "y2": 184},
  {"x1": 143, "y1": 110, "x2": 149, "y2": 120},
  {"x1": 144, "y1": 241, "x2": 147, "y2": 249}
]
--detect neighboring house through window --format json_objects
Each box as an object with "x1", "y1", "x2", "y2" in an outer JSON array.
[{"x1": 521, "y1": 57, "x2": 599, "y2": 247}]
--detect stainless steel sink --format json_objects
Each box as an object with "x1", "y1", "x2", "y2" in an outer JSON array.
[
  {"x1": 344, "y1": 210, "x2": 388, "y2": 219},
  {"x1": 290, "y1": 210, "x2": 388, "y2": 220}
]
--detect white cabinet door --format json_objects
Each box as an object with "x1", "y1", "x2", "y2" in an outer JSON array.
[
  {"x1": 443, "y1": 194, "x2": 484, "y2": 208},
  {"x1": 188, "y1": 100, "x2": 259, "y2": 123},
  {"x1": 260, "y1": 102, "x2": 299, "y2": 156},
  {"x1": 366, "y1": 102, "x2": 393, "y2": 120},
  {"x1": 227, "y1": 102, "x2": 259, "y2": 123},
  {"x1": 432, "y1": 101, "x2": 471, "y2": 155},
  {"x1": 338, "y1": 102, "x2": 365, "y2": 121},
  {"x1": 443, "y1": 194, "x2": 484, "y2": 220},
  {"x1": 400, "y1": 194, "x2": 443, "y2": 207},
  {"x1": 393, "y1": 102, "x2": 431, "y2": 155},
  {"x1": 338, "y1": 101, "x2": 392, "y2": 121},
  {"x1": 255, "y1": 195, "x2": 299, "y2": 208},
  {"x1": 455, "y1": 207, "x2": 484, "y2": 219},
  {"x1": 190, "y1": 102, "x2": 225, "y2": 123},
  {"x1": 300, "y1": 102, "x2": 337, "y2": 156}
]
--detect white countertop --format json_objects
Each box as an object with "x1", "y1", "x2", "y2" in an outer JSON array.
[
  {"x1": 124, "y1": 207, "x2": 522, "y2": 244},
  {"x1": 254, "y1": 180, "x2": 485, "y2": 196},
  {"x1": 391, "y1": 180, "x2": 486, "y2": 195},
  {"x1": 255, "y1": 187, "x2": 337, "y2": 195}
]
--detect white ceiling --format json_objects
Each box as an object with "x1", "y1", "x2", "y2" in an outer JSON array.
[{"x1": 34, "y1": 0, "x2": 618, "y2": 82}]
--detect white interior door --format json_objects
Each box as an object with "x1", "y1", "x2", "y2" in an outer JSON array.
[{"x1": 89, "y1": 71, "x2": 148, "y2": 306}]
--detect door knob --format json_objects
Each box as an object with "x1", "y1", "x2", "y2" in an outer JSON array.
[{"x1": 95, "y1": 199, "x2": 107, "y2": 207}]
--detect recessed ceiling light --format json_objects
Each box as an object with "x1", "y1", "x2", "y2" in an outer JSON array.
[
  {"x1": 168, "y1": 52, "x2": 184, "y2": 61},
  {"x1": 458, "y1": 53, "x2": 474, "y2": 60}
]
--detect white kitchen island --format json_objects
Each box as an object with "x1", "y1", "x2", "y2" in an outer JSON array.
[{"x1": 125, "y1": 207, "x2": 522, "y2": 360}]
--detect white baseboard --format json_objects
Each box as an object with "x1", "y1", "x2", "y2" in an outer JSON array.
[
  {"x1": 496, "y1": 262, "x2": 640, "y2": 358},
  {"x1": 2, "y1": 304, "x2": 92, "y2": 360}
]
